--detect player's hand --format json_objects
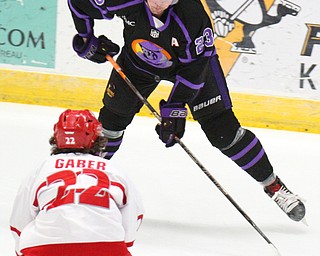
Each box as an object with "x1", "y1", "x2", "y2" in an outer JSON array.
[
  {"x1": 155, "y1": 100, "x2": 187, "y2": 147},
  {"x1": 73, "y1": 34, "x2": 120, "y2": 63}
]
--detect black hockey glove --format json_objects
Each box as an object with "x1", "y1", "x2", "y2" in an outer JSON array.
[
  {"x1": 155, "y1": 100, "x2": 187, "y2": 147},
  {"x1": 73, "y1": 34, "x2": 120, "y2": 63}
]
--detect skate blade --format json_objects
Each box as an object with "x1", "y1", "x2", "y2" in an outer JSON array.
[{"x1": 231, "y1": 44, "x2": 257, "y2": 54}]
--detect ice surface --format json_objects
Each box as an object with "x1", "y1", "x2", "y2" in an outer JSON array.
[{"x1": 1, "y1": 102, "x2": 319, "y2": 256}]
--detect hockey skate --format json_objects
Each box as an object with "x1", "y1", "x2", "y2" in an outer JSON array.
[{"x1": 264, "y1": 176, "x2": 305, "y2": 222}]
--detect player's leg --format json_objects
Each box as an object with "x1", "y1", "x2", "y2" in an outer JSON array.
[
  {"x1": 190, "y1": 54, "x2": 305, "y2": 221},
  {"x1": 98, "y1": 106, "x2": 133, "y2": 160},
  {"x1": 197, "y1": 109, "x2": 274, "y2": 182},
  {"x1": 197, "y1": 110, "x2": 305, "y2": 221},
  {"x1": 99, "y1": 53, "x2": 158, "y2": 159}
]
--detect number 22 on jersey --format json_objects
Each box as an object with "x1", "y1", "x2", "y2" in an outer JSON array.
[{"x1": 34, "y1": 169, "x2": 112, "y2": 211}]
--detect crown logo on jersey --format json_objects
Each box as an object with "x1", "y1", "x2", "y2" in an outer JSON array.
[{"x1": 150, "y1": 29, "x2": 160, "y2": 38}]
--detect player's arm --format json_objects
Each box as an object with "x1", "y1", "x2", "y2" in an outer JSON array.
[
  {"x1": 168, "y1": 7, "x2": 215, "y2": 104},
  {"x1": 68, "y1": 0, "x2": 120, "y2": 63},
  {"x1": 156, "y1": 56, "x2": 211, "y2": 146},
  {"x1": 119, "y1": 178, "x2": 144, "y2": 247},
  {"x1": 68, "y1": 0, "x2": 111, "y2": 36},
  {"x1": 156, "y1": 4, "x2": 215, "y2": 147},
  {"x1": 10, "y1": 174, "x2": 39, "y2": 256}
]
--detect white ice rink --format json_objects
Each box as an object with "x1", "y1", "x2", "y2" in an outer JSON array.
[{"x1": 1, "y1": 102, "x2": 319, "y2": 256}]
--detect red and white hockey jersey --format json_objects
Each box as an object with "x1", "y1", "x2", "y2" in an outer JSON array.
[{"x1": 10, "y1": 153, "x2": 144, "y2": 256}]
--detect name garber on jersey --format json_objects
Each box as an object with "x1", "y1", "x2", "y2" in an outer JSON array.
[{"x1": 55, "y1": 158, "x2": 107, "y2": 170}]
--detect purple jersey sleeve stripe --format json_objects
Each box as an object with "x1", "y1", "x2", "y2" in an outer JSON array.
[
  {"x1": 68, "y1": 0, "x2": 94, "y2": 36},
  {"x1": 158, "y1": 8, "x2": 173, "y2": 32},
  {"x1": 145, "y1": 3, "x2": 155, "y2": 27},
  {"x1": 68, "y1": 0, "x2": 90, "y2": 19},
  {"x1": 167, "y1": 75, "x2": 203, "y2": 102},
  {"x1": 179, "y1": 49, "x2": 215, "y2": 62},
  {"x1": 209, "y1": 55, "x2": 232, "y2": 109},
  {"x1": 167, "y1": 82, "x2": 177, "y2": 102},
  {"x1": 107, "y1": 0, "x2": 144, "y2": 12},
  {"x1": 241, "y1": 148, "x2": 265, "y2": 170},
  {"x1": 231, "y1": 137, "x2": 258, "y2": 161},
  {"x1": 171, "y1": 12, "x2": 193, "y2": 61},
  {"x1": 176, "y1": 75, "x2": 204, "y2": 90},
  {"x1": 89, "y1": 0, "x2": 108, "y2": 15},
  {"x1": 178, "y1": 57, "x2": 196, "y2": 63},
  {"x1": 204, "y1": 49, "x2": 216, "y2": 57}
]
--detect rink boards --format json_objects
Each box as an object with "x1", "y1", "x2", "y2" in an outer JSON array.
[{"x1": 1, "y1": 68, "x2": 319, "y2": 134}]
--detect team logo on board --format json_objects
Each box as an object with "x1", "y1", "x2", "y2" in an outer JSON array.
[
  {"x1": 208, "y1": 0, "x2": 301, "y2": 54},
  {"x1": 205, "y1": 0, "x2": 301, "y2": 74}
]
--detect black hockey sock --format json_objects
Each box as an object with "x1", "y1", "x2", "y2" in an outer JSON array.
[{"x1": 221, "y1": 129, "x2": 273, "y2": 182}]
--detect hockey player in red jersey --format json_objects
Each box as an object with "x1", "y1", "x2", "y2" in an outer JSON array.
[
  {"x1": 68, "y1": 0, "x2": 305, "y2": 222},
  {"x1": 10, "y1": 109, "x2": 144, "y2": 256}
]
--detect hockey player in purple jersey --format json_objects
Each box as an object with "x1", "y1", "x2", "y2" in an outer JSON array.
[{"x1": 68, "y1": 0, "x2": 305, "y2": 222}]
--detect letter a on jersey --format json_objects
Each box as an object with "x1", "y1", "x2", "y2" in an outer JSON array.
[{"x1": 171, "y1": 37, "x2": 179, "y2": 47}]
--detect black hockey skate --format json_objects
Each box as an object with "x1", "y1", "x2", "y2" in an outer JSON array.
[{"x1": 264, "y1": 176, "x2": 305, "y2": 222}]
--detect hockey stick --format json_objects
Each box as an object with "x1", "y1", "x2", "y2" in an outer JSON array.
[{"x1": 106, "y1": 54, "x2": 281, "y2": 255}]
